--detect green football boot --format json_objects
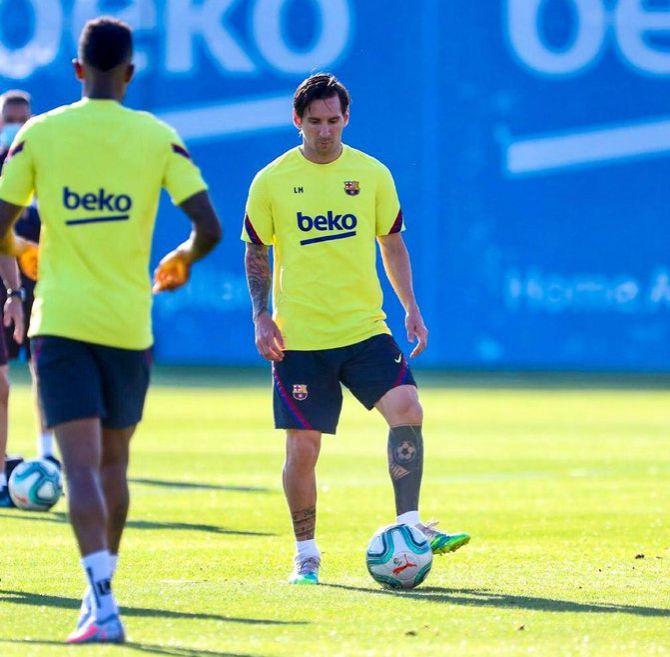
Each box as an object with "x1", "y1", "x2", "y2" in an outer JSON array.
[
  {"x1": 417, "y1": 521, "x2": 471, "y2": 555},
  {"x1": 288, "y1": 555, "x2": 320, "y2": 585}
]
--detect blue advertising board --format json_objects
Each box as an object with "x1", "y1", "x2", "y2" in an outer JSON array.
[{"x1": 1, "y1": 0, "x2": 669, "y2": 370}]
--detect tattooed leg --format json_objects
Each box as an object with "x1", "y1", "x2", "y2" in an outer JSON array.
[
  {"x1": 388, "y1": 425, "x2": 424, "y2": 516},
  {"x1": 291, "y1": 507, "x2": 316, "y2": 541},
  {"x1": 283, "y1": 429, "x2": 322, "y2": 541}
]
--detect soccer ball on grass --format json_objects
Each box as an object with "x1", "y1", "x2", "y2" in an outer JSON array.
[
  {"x1": 366, "y1": 523, "x2": 433, "y2": 590},
  {"x1": 9, "y1": 458, "x2": 63, "y2": 511}
]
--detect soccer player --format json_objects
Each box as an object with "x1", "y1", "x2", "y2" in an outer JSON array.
[
  {"x1": 0, "y1": 90, "x2": 30, "y2": 506},
  {"x1": 242, "y1": 73, "x2": 470, "y2": 585},
  {"x1": 0, "y1": 17, "x2": 221, "y2": 642},
  {"x1": 0, "y1": 254, "x2": 23, "y2": 507},
  {"x1": 0, "y1": 90, "x2": 58, "y2": 474}
]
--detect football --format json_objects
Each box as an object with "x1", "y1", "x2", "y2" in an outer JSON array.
[
  {"x1": 8, "y1": 458, "x2": 63, "y2": 511},
  {"x1": 366, "y1": 523, "x2": 433, "y2": 590}
]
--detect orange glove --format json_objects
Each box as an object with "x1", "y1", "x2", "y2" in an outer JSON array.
[
  {"x1": 152, "y1": 251, "x2": 190, "y2": 293},
  {"x1": 17, "y1": 242, "x2": 39, "y2": 281}
]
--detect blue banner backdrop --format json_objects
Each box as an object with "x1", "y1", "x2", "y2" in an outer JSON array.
[{"x1": 1, "y1": 0, "x2": 669, "y2": 370}]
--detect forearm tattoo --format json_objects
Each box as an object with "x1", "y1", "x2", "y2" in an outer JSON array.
[
  {"x1": 388, "y1": 425, "x2": 424, "y2": 515},
  {"x1": 291, "y1": 507, "x2": 316, "y2": 541},
  {"x1": 245, "y1": 243, "x2": 271, "y2": 320}
]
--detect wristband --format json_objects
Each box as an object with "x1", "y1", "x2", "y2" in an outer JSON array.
[{"x1": 7, "y1": 287, "x2": 25, "y2": 302}]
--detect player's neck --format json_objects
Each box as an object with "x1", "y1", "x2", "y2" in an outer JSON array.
[
  {"x1": 300, "y1": 143, "x2": 343, "y2": 165},
  {"x1": 82, "y1": 82, "x2": 125, "y2": 102}
]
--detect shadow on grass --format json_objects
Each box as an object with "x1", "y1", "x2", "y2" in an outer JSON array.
[
  {"x1": 323, "y1": 584, "x2": 670, "y2": 617},
  {"x1": 0, "y1": 639, "x2": 262, "y2": 656},
  {"x1": 0, "y1": 589, "x2": 307, "y2": 626},
  {"x1": 129, "y1": 477, "x2": 272, "y2": 494},
  {"x1": 0, "y1": 510, "x2": 274, "y2": 537}
]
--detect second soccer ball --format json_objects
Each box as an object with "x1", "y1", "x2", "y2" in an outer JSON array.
[{"x1": 9, "y1": 458, "x2": 63, "y2": 511}]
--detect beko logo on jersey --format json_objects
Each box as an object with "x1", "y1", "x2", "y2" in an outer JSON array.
[
  {"x1": 62, "y1": 186, "x2": 132, "y2": 226},
  {"x1": 296, "y1": 211, "x2": 357, "y2": 245}
]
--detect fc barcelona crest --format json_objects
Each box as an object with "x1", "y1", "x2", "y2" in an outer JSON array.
[
  {"x1": 292, "y1": 384, "x2": 309, "y2": 401},
  {"x1": 344, "y1": 180, "x2": 360, "y2": 196}
]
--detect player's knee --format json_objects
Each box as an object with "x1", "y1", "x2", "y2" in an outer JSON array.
[
  {"x1": 286, "y1": 431, "x2": 321, "y2": 469},
  {"x1": 64, "y1": 468, "x2": 103, "y2": 512},
  {"x1": 395, "y1": 396, "x2": 423, "y2": 425}
]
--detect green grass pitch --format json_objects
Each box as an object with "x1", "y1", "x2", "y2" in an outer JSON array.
[{"x1": 1, "y1": 370, "x2": 669, "y2": 656}]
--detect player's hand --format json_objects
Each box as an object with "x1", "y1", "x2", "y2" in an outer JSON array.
[
  {"x1": 254, "y1": 311, "x2": 285, "y2": 361},
  {"x1": 3, "y1": 295, "x2": 24, "y2": 344},
  {"x1": 153, "y1": 250, "x2": 190, "y2": 293},
  {"x1": 15, "y1": 239, "x2": 39, "y2": 281},
  {"x1": 406, "y1": 304, "x2": 428, "y2": 358}
]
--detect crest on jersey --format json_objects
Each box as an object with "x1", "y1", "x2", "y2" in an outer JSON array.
[
  {"x1": 292, "y1": 384, "x2": 309, "y2": 401},
  {"x1": 344, "y1": 180, "x2": 360, "y2": 196}
]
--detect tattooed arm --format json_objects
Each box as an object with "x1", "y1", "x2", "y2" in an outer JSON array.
[
  {"x1": 245, "y1": 243, "x2": 284, "y2": 361},
  {"x1": 377, "y1": 232, "x2": 428, "y2": 357}
]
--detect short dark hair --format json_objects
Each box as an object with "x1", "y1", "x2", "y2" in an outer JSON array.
[
  {"x1": 0, "y1": 89, "x2": 31, "y2": 113},
  {"x1": 78, "y1": 17, "x2": 133, "y2": 72},
  {"x1": 293, "y1": 73, "x2": 350, "y2": 118}
]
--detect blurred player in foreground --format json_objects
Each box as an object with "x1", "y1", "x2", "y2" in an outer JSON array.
[
  {"x1": 0, "y1": 17, "x2": 221, "y2": 642},
  {"x1": 242, "y1": 73, "x2": 469, "y2": 585},
  {"x1": 0, "y1": 90, "x2": 29, "y2": 505},
  {"x1": 0, "y1": 242, "x2": 22, "y2": 505},
  {"x1": 0, "y1": 90, "x2": 59, "y2": 481}
]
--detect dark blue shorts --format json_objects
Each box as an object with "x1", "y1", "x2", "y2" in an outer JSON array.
[
  {"x1": 32, "y1": 336, "x2": 151, "y2": 429},
  {"x1": 272, "y1": 333, "x2": 416, "y2": 435}
]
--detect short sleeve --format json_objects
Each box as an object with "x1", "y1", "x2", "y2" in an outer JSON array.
[
  {"x1": 241, "y1": 171, "x2": 273, "y2": 245},
  {"x1": 161, "y1": 128, "x2": 208, "y2": 205},
  {"x1": 375, "y1": 165, "x2": 404, "y2": 236},
  {"x1": 0, "y1": 121, "x2": 36, "y2": 207}
]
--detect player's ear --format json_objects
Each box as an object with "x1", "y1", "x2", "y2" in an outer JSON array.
[
  {"x1": 343, "y1": 110, "x2": 350, "y2": 127},
  {"x1": 72, "y1": 59, "x2": 85, "y2": 81},
  {"x1": 293, "y1": 110, "x2": 302, "y2": 131},
  {"x1": 124, "y1": 63, "x2": 135, "y2": 83}
]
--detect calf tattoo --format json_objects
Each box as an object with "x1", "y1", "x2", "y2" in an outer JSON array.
[
  {"x1": 291, "y1": 506, "x2": 317, "y2": 541},
  {"x1": 388, "y1": 425, "x2": 424, "y2": 515}
]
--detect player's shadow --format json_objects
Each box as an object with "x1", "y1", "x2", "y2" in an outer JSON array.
[
  {"x1": 0, "y1": 639, "x2": 263, "y2": 657},
  {"x1": 324, "y1": 584, "x2": 670, "y2": 618},
  {"x1": 0, "y1": 510, "x2": 274, "y2": 537},
  {"x1": 0, "y1": 589, "x2": 307, "y2": 626},
  {"x1": 129, "y1": 477, "x2": 272, "y2": 494}
]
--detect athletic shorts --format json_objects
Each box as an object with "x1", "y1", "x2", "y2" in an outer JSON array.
[
  {"x1": 272, "y1": 333, "x2": 416, "y2": 435},
  {"x1": 32, "y1": 335, "x2": 152, "y2": 429}
]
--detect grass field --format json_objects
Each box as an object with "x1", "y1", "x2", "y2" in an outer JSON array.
[{"x1": 1, "y1": 369, "x2": 669, "y2": 656}]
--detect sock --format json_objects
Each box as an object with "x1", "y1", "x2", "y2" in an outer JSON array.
[
  {"x1": 397, "y1": 510, "x2": 421, "y2": 526},
  {"x1": 81, "y1": 554, "x2": 118, "y2": 617},
  {"x1": 38, "y1": 432, "x2": 54, "y2": 458},
  {"x1": 0, "y1": 472, "x2": 6, "y2": 488},
  {"x1": 296, "y1": 539, "x2": 320, "y2": 560},
  {"x1": 81, "y1": 550, "x2": 118, "y2": 621},
  {"x1": 388, "y1": 425, "x2": 424, "y2": 517}
]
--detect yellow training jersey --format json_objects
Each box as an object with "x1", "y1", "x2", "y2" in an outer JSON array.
[
  {"x1": 242, "y1": 145, "x2": 404, "y2": 350},
  {"x1": 0, "y1": 98, "x2": 207, "y2": 350}
]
